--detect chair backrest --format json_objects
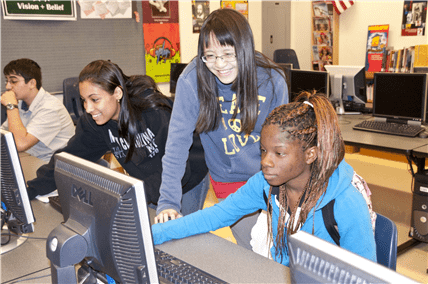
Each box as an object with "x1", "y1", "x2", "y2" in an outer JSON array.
[
  {"x1": 63, "y1": 77, "x2": 84, "y2": 125},
  {"x1": 1, "y1": 105, "x2": 7, "y2": 125},
  {"x1": 273, "y1": 49, "x2": 300, "y2": 70},
  {"x1": 375, "y1": 213, "x2": 398, "y2": 270}
]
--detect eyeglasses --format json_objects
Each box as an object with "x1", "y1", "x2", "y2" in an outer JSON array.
[{"x1": 201, "y1": 53, "x2": 236, "y2": 63}]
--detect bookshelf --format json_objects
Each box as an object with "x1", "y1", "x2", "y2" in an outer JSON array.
[{"x1": 311, "y1": 1, "x2": 339, "y2": 71}]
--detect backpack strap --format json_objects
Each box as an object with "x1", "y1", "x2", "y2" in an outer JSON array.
[{"x1": 322, "y1": 199, "x2": 340, "y2": 245}]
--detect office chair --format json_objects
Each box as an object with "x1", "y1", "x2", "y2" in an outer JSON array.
[
  {"x1": 273, "y1": 49, "x2": 300, "y2": 70},
  {"x1": 63, "y1": 77, "x2": 84, "y2": 125},
  {"x1": 374, "y1": 213, "x2": 398, "y2": 270}
]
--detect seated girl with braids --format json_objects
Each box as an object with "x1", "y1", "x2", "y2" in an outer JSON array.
[{"x1": 151, "y1": 91, "x2": 376, "y2": 266}]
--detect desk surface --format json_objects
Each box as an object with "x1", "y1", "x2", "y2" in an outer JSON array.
[
  {"x1": 1, "y1": 201, "x2": 289, "y2": 283},
  {"x1": 338, "y1": 114, "x2": 428, "y2": 154},
  {"x1": 412, "y1": 144, "x2": 428, "y2": 158},
  {"x1": 20, "y1": 155, "x2": 48, "y2": 182},
  {"x1": 2, "y1": 156, "x2": 289, "y2": 284}
]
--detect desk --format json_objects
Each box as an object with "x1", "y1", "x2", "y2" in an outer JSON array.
[
  {"x1": 1, "y1": 156, "x2": 289, "y2": 284},
  {"x1": 339, "y1": 114, "x2": 428, "y2": 255},
  {"x1": 338, "y1": 115, "x2": 428, "y2": 154},
  {"x1": 20, "y1": 155, "x2": 48, "y2": 182}
]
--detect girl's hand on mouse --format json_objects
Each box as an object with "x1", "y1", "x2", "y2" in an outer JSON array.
[{"x1": 154, "y1": 209, "x2": 182, "y2": 224}]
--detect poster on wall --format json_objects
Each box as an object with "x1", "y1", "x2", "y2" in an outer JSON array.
[
  {"x1": 79, "y1": 0, "x2": 132, "y2": 19},
  {"x1": 193, "y1": 1, "x2": 209, "y2": 33},
  {"x1": 142, "y1": 1, "x2": 180, "y2": 83},
  {"x1": 402, "y1": 1, "x2": 427, "y2": 36},
  {"x1": 1, "y1": 0, "x2": 76, "y2": 20},
  {"x1": 220, "y1": 1, "x2": 248, "y2": 18},
  {"x1": 365, "y1": 24, "x2": 389, "y2": 74}
]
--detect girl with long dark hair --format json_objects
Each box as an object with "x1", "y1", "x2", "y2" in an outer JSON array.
[{"x1": 27, "y1": 60, "x2": 207, "y2": 212}]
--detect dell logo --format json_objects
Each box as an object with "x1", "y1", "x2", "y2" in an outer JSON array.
[{"x1": 71, "y1": 184, "x2": 93, "y2": 206}]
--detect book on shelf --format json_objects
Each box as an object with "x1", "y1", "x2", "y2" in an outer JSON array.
[
  {"x1": 403, "y1": 46, "x2": 415, "y2": 73},
  {"x1": 365, "y1": 24, "x2": 389, "y2": 73},
  {"x1": 388, "y1": 50, "x2": 396, "y2": 72},
  {"x1": 414, "y1": 44, "x2": 428, "y2": 67},
  {"x1": 395, "y1": 49, "x2": 403, "y2": 73}
]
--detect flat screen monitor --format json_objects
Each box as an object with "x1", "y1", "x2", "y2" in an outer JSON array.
[
  {"x1": 47, "y1": 152, "x2": 159, "y2": 283},
  {"x1": 324, "y1": 65, "x2": 367, "y2": 105},
  {"x1": 288, "y1": 230, "x2": 418, "y2": 284},
  {"x1": 169, "y1": 63, "x2": 187, "y2": 94},
  {"x1": 373, "y1": 72, "x2": 427, "y2": 124},
  {"x1": 289, "y1": 69, "x2": 329, "y2": 102},
  {"x1": 1, "y1": 129, "x2": 35, "y2": 254}
]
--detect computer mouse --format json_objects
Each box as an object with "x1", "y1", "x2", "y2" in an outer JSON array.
[{"x1": 418, "y1": 131, "x2": 428, "y2": 138}]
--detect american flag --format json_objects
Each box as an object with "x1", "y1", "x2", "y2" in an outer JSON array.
[{"x1": 332, "y1": 0, "x2": 355, "y2": 15}]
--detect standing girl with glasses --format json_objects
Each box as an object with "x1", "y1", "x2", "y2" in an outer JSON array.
[{"x1": 155, "y1": 8, "x2": 288, "y2": 250}]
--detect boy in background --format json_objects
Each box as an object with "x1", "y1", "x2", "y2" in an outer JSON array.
[{"x1": 1, "y1": 58, "x2": 75, "y2": 162}]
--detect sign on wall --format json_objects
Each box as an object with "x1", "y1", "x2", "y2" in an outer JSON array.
[
  {"x1": 193, "y1": 0, "x2": 209, "y2": 33},
  {"x1": 142, "y1": 0, "x2": 180, "y2": 84},
  {"x1": 79, "y1": 0, "x2": 132, "y2": 20},
  {"x1": 1, "y1": 0, "x2": 76, "y2": 21},
  {"x1": 402, "y1": 1, "x2": 427, "y2": 36}
]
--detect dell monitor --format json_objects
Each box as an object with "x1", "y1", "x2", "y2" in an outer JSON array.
[
  {"x1": 289, "y1": 69, "x2": 329, "y2": 102},
  {"x1": 373, "y1": 72, "x2": 427, "y2": 124},
  {"x1": 288, "y1": 230, "x2": 418, "y2": 284},
  {"x1": 324, "y1": 65, "x2": 367, "y2": 114},
  {"x1": 169, "y1": 63, "x2": 187, "y2": 94},
  {"x1": 46, "y1": 152, "x2": 158, "y2": 283},
  {"x1": 1, "y1": 129, "x2": 35, "y2": 254}
]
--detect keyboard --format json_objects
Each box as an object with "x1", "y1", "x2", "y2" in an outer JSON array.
[
  {"x1": 353, "y1": 120, "x2": 424, "y2": 137},
  {"x1": 155, "y1": 248, "x2": 227, "y2": 284}
]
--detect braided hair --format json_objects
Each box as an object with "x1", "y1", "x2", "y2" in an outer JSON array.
[{"x1": 263, "y1": 91, "x2": 345, "y2": 260}]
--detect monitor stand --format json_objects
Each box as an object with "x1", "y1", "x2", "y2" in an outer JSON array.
[
  {"x1": 1, "y1": 226, "x2": 29, "y2": 254},
  {"x1": 331, "y1": 75, "x2": 361, "y2": 115}
]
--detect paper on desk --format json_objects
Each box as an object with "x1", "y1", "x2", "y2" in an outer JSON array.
[{"x1": 35, "y1": 189, "x2": 58, "y2": 203}]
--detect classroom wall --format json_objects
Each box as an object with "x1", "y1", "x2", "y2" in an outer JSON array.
[
  {"x1": 0, "y1": 2, "x2": 145, "y2": 94},
  {"x1": 288, "y1": 1, "x2": 428, "y2": 70},
  {"x1": 2, "y1": 1, "x2": 426, "y2": 95},
  {"x1": 177, "y1": 0, "x2": 262, "y2": 63}
]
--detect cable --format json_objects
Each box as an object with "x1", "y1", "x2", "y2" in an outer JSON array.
[
  {"x1": 0, "y1": 232, "x2": 47, "y2": 240},
  {"x1": 1, "y1": 267, "x2": 50, "y2": 284}
]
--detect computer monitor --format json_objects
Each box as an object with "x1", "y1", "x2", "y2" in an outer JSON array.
[
  {"x1": 169, "y1": 63, "x2": 187, "y2": 94},
  {"x1": 1, "y1": 129, "x2": 35, "y2": 254},
  {"x1": 324, "y1": 65, "x2": 367, "y2": 114},
  {"x1": 373, "y1": 72, "x2": 427, "y2": 124},
  {"x1": 288, "y1": 230, "x2": 418, "y2": 284},
  {"x1": 46, "y1": 152, "x2": 159, "y2": 283},
  {"x1": 289, "y1": 69, "x2": 329, "y2": 102}
]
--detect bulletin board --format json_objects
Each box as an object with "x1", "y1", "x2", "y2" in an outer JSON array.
[{"x1": 1, "y1": 2, "x2": 145, "y2": 93}]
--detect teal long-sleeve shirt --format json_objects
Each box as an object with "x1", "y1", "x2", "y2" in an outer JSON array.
[{"x1": 152, "y1": 160, "x2": 377, "y2": 267}]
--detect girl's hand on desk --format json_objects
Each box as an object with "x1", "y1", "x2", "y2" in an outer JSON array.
[{"x1": 155, "y1": 209, "x2": 182, "y2": 224}]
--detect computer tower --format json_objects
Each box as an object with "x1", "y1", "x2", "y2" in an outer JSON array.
[{"x1": 409, "y1": 172, "x2": 428, "y2": 242}]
